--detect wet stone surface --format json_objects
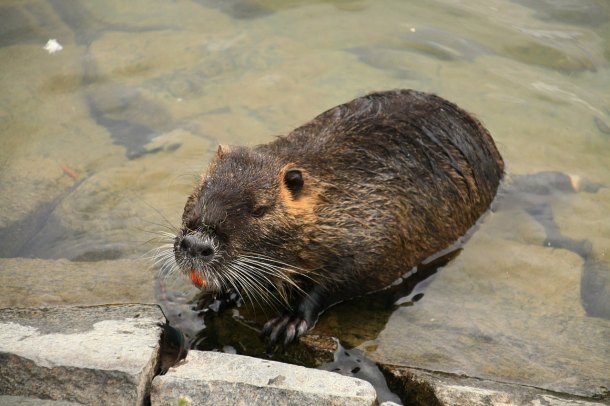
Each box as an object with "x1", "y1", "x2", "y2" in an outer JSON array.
[
  {"x1": 363, "y1": 217, "x2": 610, "y2": 400},
  {"x1": 0, "y1": 128, "x2": 209, "y2": 261},
  {"x1": 381, "y1": 365, "x2": 609, "y2": 406},
  {"x1": 0, "y1": 258, "x2": 156, "y2": 308}
]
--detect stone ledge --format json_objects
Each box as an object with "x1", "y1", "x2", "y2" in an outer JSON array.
[
  {"x1": 0, "y1": 395, "x2": 84, "y2": 405},
  {"x1": 151, "y1": 350, "x2": 378, "y2": 406},
  {"x1": 380, "y1": 364, "x2": 609, "y2": 406},
  {"x1": 0, "y1": 305, "x2": 163, "y2": 406}
]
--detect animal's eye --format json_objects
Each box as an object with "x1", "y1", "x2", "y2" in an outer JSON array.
[{"x1": 251, "y1": 206, "x2": 268, "y2": 218}]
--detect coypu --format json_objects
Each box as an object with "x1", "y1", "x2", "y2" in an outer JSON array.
[{"x1": 173, "y1": 89, "x2": 504, "y2": 347}]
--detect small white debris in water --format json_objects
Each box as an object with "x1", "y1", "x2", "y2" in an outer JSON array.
[
  {"x1": 43, "y1": 39, "x2": 63, "y2": 54},
  {"x1": 410, "y1": 27, "x2": 416, "y2": 33}
]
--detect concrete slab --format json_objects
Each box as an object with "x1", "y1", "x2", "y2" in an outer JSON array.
[
  {"x1": 381, "y1": 365, "x2": 609, "y2": 406},
  {"x1": 151, "y1": 350, "x2": 377, "y2": 406},
  {"x1": 0, "y1": 305, "x2": 163, "y2": 406}
]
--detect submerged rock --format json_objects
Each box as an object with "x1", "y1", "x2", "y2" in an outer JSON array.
[
  {"x1": 365, "y1": 230, "x2": 610, "y2": 399},
  {"x1": 0, "y1": 258, "x2": 156, "y2": 308},
  {"x1": 10, "y1": 129, "x2": 209, "y2": 261}
]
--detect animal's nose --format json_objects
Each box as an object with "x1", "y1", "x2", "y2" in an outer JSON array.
[{"x1": 180, "y1": 235, "x2": 215, "y2": 261}]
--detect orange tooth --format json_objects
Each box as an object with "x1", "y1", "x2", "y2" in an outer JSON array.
[{"x1": 189, "y1": 270, "x2": 206, "y2": 289}]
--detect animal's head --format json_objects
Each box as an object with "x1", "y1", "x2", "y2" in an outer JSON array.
[{"x1": 173, "y1": 145, "x2": 321, "y2": 306}]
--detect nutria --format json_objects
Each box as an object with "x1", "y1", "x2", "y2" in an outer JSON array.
[{"x1": 173, "y1": 89, "x2": 504, "y2": 347}]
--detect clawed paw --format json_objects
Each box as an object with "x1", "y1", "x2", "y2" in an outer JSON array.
[{"x1": 262, "y1": 315, "x2": 310, "y2": 351}]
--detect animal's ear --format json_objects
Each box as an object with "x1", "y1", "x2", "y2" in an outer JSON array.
[
  {"x1": 278, "y1": 165, "x2": 320, "y2": 217},
  {"x1": 283, "y1": 168, "x2": 304, "y2": 199},
  {"x1": 216, "y1": 144, "x2": 230, "y2": 159}
]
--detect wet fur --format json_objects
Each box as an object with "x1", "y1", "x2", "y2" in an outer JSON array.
[{"x1": 174, "y1": 89, "x2": 504, "y2": 346}]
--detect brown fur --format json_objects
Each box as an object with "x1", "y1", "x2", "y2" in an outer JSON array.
[{"x1": 174, "y1": 89, "x2": 504, "y2": 345}]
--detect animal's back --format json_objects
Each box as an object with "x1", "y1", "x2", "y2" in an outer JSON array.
[{"x1": 261, "y1": 90, "x2": 504, "y2": 290}]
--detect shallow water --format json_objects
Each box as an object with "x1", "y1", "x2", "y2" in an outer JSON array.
[{"x1": 1, "y1": 0, "x2": 609, "y2": 399}]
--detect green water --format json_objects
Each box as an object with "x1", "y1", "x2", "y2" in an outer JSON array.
[{"x1": 1, "y1": 0, "x2": 609, "y2": 399}]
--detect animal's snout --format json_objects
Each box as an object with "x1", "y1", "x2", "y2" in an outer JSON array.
[{"x1": 179, "y1": 234, "x2": 215, "y2": 261}]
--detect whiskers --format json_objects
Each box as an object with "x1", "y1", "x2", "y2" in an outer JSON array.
[
  {"x1": 149, "y1": 233, "x2": 319, "y2": 314},
  {"x1": 146, "y1": 230, "x2": 181, "y2": 281},
  {"x1": 226, "y1": 252, "x2": 316, "y2": 311}
]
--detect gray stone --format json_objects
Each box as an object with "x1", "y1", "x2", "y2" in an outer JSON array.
[
  {"x1": 0, "y1": 395, "x2": 83, "y2": 405},
  {"x1": 433, "y1": 384, "x2": 609, "y2": 406},
  {"x1": 0, "y1": 305, "x2": 163, "y2": 406},
  {"x1": 0, "y1": 258, "x2": 157, "y2": 309},
  {"x1": 151, "y1": 350, "x2": 377, "y2": 406},
  {"x1": 381, "y1": 365, "x2": 609, "y2": 406}
]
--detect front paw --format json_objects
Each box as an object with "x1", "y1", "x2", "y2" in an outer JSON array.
[{"x1": 262, "y1": 314, "x2": 310, "y2": 350}]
